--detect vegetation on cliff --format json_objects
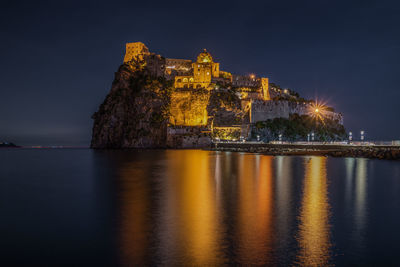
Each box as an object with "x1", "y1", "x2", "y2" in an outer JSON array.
[
  {"x1": 207, "y1": 89, "x2": 244, "y2": 126},
  {"x1": 91, "y1": 60, "x2": 174, "y2": 148},
  {"x1": 252, "y1": 113, "x2": 346, "y2": 142}
]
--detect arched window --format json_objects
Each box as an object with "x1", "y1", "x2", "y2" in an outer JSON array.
[
  {"x1": 189, "y1": 78, "x2": 194, "y2": 83},
  {"x1": 177, "y1": 79, "x2": 182, "y2": 83},
  {"x1": 183, "y1": 78, "x2": 188, "y2": 83},
  {"x1": 184, "y1": 84, "x2": 188, "y2": 88}
]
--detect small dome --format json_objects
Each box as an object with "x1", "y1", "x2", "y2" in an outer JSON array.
[{"x1": 197, "y1": 49, "x2": 213, "y2": 63}]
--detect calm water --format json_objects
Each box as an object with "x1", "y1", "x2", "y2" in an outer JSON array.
[{"x1": 1, "y1": 149, "x2": 400, "y2": 266}]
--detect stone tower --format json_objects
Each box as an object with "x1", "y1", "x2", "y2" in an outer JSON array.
[{"x1": 123, "y1": 42, "x2": 150, "y2": 62}]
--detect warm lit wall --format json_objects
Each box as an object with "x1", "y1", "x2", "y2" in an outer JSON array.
[
  {"x1": 169, "y1": 90, "x2": 210, "y2": 126},
  {"x1": 123, "y1": 42, "x2": 150, "y2": 63},
  {"x1": 261, "y1": 78, "x2": 270, "y2": 100},
  {"x1": 193, "y1": 62, "x2": 212, "y2": 85}
]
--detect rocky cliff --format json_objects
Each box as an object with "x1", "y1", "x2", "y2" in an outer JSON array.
[{"x1": 91, "y1": 61, "x2": 173, "y2": 148}]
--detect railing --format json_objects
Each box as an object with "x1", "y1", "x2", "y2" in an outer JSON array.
[{"x1": 212, "y1": 140, "x2": 400, "y2": 147}]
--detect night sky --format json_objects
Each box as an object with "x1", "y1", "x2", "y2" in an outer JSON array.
[{"x1": 1, "y1": 0, "x2": 399, "y2": 146}]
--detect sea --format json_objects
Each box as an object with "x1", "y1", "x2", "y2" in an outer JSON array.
[{"x1": 1, "y1": 148, "x2": 400, "y2": 266}]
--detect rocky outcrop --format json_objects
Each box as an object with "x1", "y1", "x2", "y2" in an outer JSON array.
[
  {"x1": 91, "y1": 61, "x2": 174, "y2": 148},
  {"x1": 207, "y1": 89, "x2": 245, "y2": 126}
]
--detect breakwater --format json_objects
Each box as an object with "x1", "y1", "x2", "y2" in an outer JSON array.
[{"x1": 210, "y1": 142, "x2": 400, "y2": 160}]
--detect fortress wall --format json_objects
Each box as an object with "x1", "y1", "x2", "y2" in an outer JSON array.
[
  {"x1": 166, "y1": 126, "x2": 211, "y2": 148},
  {"x1": 166, "y1": 58, "x2": 192, "y2": 70},
  {"x1": 232, "y1": 75, "x2": 260, "y2": 87},
  {"x1": 169, "y1": 89, "x2": 210, "y2": 126},
  {"x1": 251, "y1": 100, "x2": 290, "y2": 122},
  {"x1": 124, "y1": 42, "x2": 150, "y2": 62},
  {"x1": 251, "y1": 100, "x2": 343, "y2": 124}
]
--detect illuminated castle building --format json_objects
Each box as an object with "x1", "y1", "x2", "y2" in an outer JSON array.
[
  {"x1": 124, "y1": 42, "x2": 270, "y2": 101},
  {"x1": 123, "y1": 42, "x2": 342, "y2": 132}
]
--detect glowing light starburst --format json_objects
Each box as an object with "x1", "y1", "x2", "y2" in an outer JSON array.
[{"x1": 308, "y1": 101, "x2": 329, "y2": 125}]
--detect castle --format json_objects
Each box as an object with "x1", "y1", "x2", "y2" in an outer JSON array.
[{"x1": 123, "y1": 42, "x2": 343, "y2": 144}]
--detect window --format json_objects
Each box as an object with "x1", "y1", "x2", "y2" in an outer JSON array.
[
  {"x1": 207, "y1": 72, "x2": 209, "y2": 75},
  {"x1": 183, "y1": 78, "x2": 188, "y2": 83},
  {"x1": 177, "y1": 79, "x2": 182, "y2": 83}
]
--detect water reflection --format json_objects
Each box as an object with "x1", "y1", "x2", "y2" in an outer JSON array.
[
  {"x1": 119, "y1": 160, "x2": 151, "y2": 265},
  {"x1": 237, "y1": 154, "x2": 274, "y2": 265},
  {"x1": 163, "y1": 150, "x2": 222, "y2": 265},
  {"x1": 113, "y1": 151, "x2": 380, "y2": 266},
  {"x1": 3, "y1": 149, "x2": 400, "y2": 266},
  {"x1": 354, "y1": 158, "x2": 368, "y2": 253},
  {"x1": 345, "y1": 158, "x2": 355, "y2": 203},
  {"x1": 275, "y1": 156, "x2": 292, "y2": 251},
  {"x1": 297, "y1": 157, "x2": 332, "y2": 266}
]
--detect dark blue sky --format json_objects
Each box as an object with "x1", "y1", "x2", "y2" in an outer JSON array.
[{"x1": 1, "y1": 0, "x2": 399, "y2": 146}]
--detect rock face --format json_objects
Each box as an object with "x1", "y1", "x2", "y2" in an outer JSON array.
[
  {"x1": 207, "y1": 89, "x2": 245, "y2": 126},
  {"x1": 91, "y1": 62, "x2": 173, "y2": 148},
  {"x1": 169, "y1": 88, "x2": 210, "y2": 126}
]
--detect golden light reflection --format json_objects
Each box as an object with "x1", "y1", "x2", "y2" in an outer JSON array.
[
  {"x1": 275, "y1": 156, "x2": 292, "y2": 246},
  {"x1": 237, "y1": 154, "x2": 274, "y2": 265},
  {"x1": 163, "y1": 150, "x2": 221, "y2": 265},
  {"x1": 119, "y1": 162, "x2": 150, "y2": 265},
  {"x1": 297, "y1": 156, "x2": 332, "y2": 266}
]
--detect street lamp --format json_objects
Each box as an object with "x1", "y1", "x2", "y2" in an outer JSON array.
[
  {"x1": 311, "y1": 132, "x2": 315, "y2": 142},
  {"x1": 279, "y1": 134, "x2": 282, "y2": 143},
  {"x1": 349, "y1": 131, "x2": 352, "y2": 142},
  {"x1": 307, "y1": 133, "x2": 310, "y2": 142},
  {"x1": 257, "y1": 135, "x2": 260, "y2": 142},
  {"x1": 361, "y1": 130, "x2": 365, "y2": 141}
]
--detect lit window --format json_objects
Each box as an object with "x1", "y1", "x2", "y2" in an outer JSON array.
[{"x1": 207, "y1": 72, "x2": 209, "y2": 75}]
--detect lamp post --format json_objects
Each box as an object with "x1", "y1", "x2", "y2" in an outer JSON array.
[
  {"x1": 361, "y1": 130, "x2": 365, "y2": 142},
  {"x1": 349, "y1": 131, "x2": 352, "y2": 143},
  {"x1": 307, "y1": 133, "x2": 310, "y2": 142},
  {"x1": 311, "y1": 132, "x2": 315, "y2": 142}
]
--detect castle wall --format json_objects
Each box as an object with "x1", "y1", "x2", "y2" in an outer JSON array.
[
  {"x1": 169, "y1": 89, "x2": 210, "y2": 126},
  {"x1": 165, "y1": 58, "x2": 192, "y2": 76},
  {"x1": 261, "y1": 78, "x2": 270, "y2": 100},
  {"x1": 251, "y1": 100, "x2": 291, "y2": 122},
  {"x1": 124, "y1": 42, "x2": 150, "y2": 62},
  {"x1": 232, "y1": 74, "x2": 260, "y2": 87},
  {"x1": 166, "y1": 126, "x2": 211, "y2": 148},
  {"x1": 250, "y1": 100, "x2": 343, "y2": 124}
]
